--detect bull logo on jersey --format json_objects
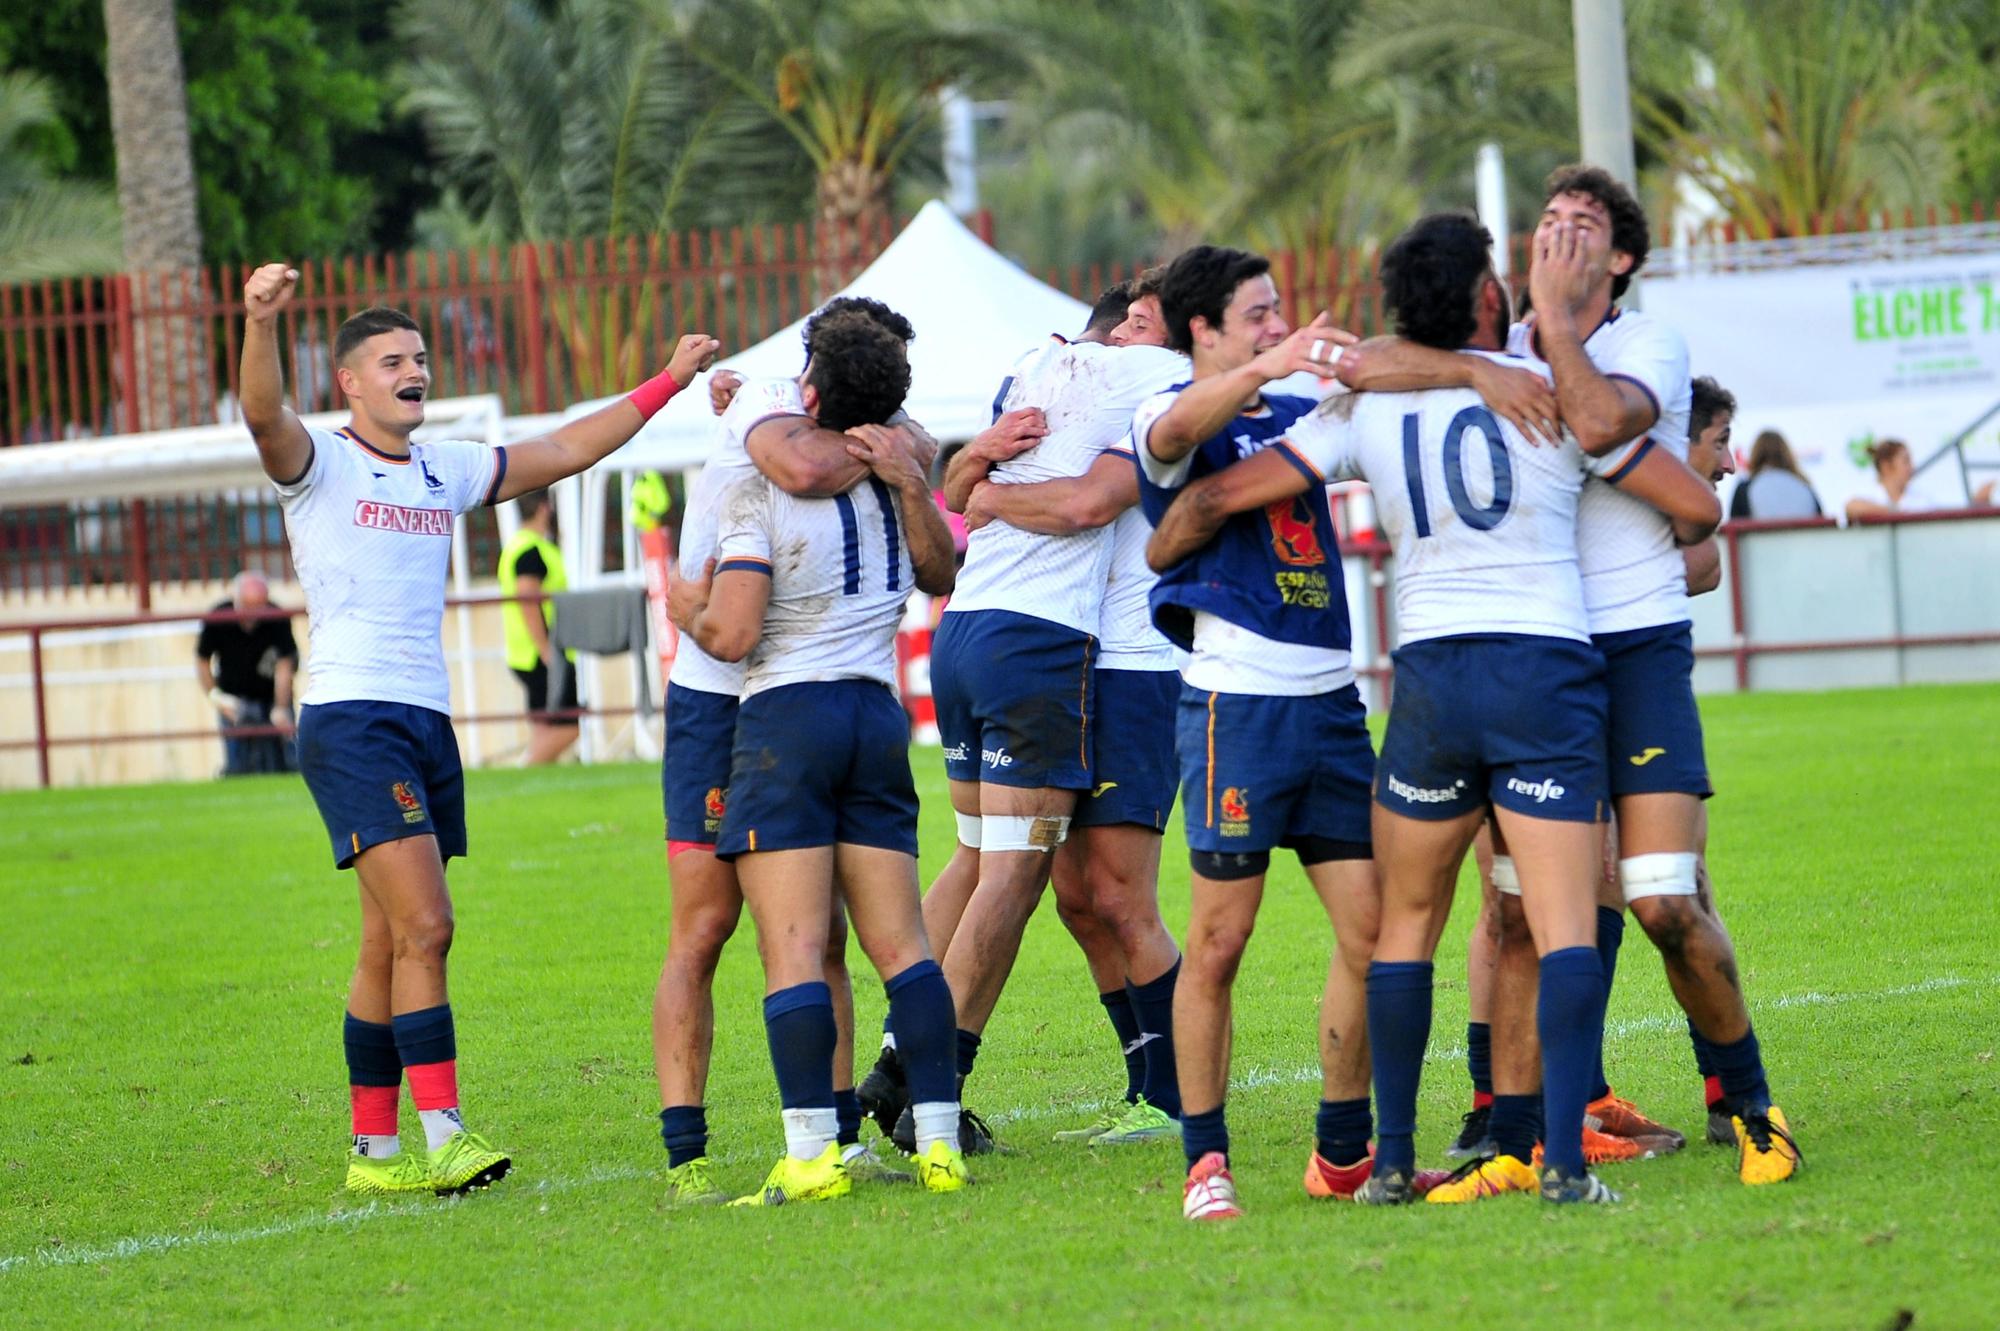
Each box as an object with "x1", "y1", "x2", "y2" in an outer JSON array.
[
  {"x1": 1265, "y1": 497, "x2": 1326, "y2": 566},
  {"x1": 391, "y1": 782, "x2": 426, "y2": 824},
  {"x1": 1218, "y1": 786, "x2": 1250, "y2": 837}
]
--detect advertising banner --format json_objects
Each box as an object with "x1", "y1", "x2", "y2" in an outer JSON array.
[{"x1": 1645, "y1": 251, "x2": 2000, "y2": 515}]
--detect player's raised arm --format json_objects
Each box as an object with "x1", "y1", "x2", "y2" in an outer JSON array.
[
  {"x1": 963, "y1": 449, "x2": 1134, "y2": 536},
  {"x1": 496, "y1": 334, "x2": 720, "y2": 501},
  {"x1": 847, "y1": 423, "x2": 956, "y2": 596},
  {"x1": 1682, "y1": 538, "x2": 1722, "y2": 595},
  {"x1": 942, "y1": 408, "x2": 1047, "y2": 513},
  {"x1": 1144, "y1": 446, "x2": 1311, "y2": 572},
  {"x1": 1531, "y1": 224, "x2": 1659, "y2": 454},
  {"x1": 239, "y1": 264, "x2": 315, "y2": 485},
  {"x1": 1599, "y1": 442, "x2": 1723, "y2": 546}
]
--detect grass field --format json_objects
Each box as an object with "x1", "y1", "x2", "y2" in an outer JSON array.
[{"x1": 4, "y1": 682, "x2": 1998, "y2": 1329}]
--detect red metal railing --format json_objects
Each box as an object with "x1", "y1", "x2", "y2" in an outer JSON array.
[{"x1": 12, "y1": 511, "x2": 2000, "y2": 789}]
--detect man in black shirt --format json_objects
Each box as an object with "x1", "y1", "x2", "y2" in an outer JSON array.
[{"x1": 196, "y1": 570, "x2": 300, "y2": 775}]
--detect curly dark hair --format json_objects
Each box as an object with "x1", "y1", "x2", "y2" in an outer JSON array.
[
  {"x1": 1083, "y1": 284, "x2": 1134, "y2": 337},
  {"x1": 1381, "y1": 212, "x2": 1493, "y2": 351},
  {"x1": 334, "y1": 306, "x2": 421, "y2": 365},
  {"x1": 1543, "y1": 164, "x2": 1651, "y2": 300},
  {"x1": 1689, "y1": 375, "x2": 1736, "y2": 441},
  {"x1": 1159, "y1": 245, "x2": 1271, "y2": 354},
  {"x1": 805, "y1": 309, "x2": 911, "y2": 431},
  {"x1": 801, "y1": 296, "x2": 914, "y2": 369}
]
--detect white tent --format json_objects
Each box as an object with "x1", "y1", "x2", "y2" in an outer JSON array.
[{"x1": 577, "y1": 199, "x2": 1093, "y2": 473}]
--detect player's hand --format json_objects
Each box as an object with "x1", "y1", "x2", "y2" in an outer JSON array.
[
  {"x1": 1249, "y1": 312, "x2": 1356, "y2": 384},
  {"x1": 668, "y1": 334, "x2": 722, "y2": 392},
  {"x1": 667, "y1": 557, "x2": 715, "y2": 632},
  {"x1": 707, "y1": 369, "x2": 744, "y2": 416},
  {"x1": 962, "y1": 481, "x2": 997, "y2": 531},
  {"x1": 1468, "y1": 358, "x2": 1563, "y2": 447},
  {"x1": 889, "y1": 416, "x2": 940, "y2": 473},
  {"x1": 970, "y1": 408, "x2": 1047, "y2": 463},
  {"x1": 1530, "y1": 222, "x2": 1596, "y2": 323},
  {"x1": 244, "y1": 264, "x2": 300, "y2": 324},
  {"x1": 846, "y1": 423, "x2": 926, "y2": 492}
]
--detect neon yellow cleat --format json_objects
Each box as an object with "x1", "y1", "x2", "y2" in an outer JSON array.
[
  {"x1": 914, "y1": 1139, "x2": 971, "y2": 1193},
  {"x1": 1424, "y1": 1153, "x2": 1539, "y2": 1204},
  {"x1": 663, "y1": 1156, "x2": 731, "y2": 1206},
  {"x1": 344, "y1": 1151, "x2": 432, "y2": 1196},
  {"x1": 1053, "y1": 1106, "x2": 1125, "y2": 1143},
  {"x1": 728, "y1": 1143, "x2": 851, "y2": 1207},
  {"x1": 427, "y1": 1131, "x2": 513, "y2": 1197},
  {"x1": 1091, "y1": 1098, "x2": 1179, "y2": 1145},
  {"x1": 1734, "y1": 1105, "x2": 1802, "y2": 1185}
]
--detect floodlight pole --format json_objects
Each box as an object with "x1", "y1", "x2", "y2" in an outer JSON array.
[{"x1": 1572, "y1": 0, "x2": 1641, "y2": 302}]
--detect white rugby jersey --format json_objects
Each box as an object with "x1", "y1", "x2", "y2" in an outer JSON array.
[
  {"x1": 710, "y1": 470, "x2": 916, "y2": 699},
  {"x1": 668, "y1": 377, "x2": 806, "y2": 695},
  {"x1": 946, "y1": 341, "x2": 1186, "y2": 635},
  {"x1": 1288, "y1": 354, "x2": 1600, "y2": 645},
  {"x1": 276, "y1": 425, "x2": 503, "y2": 712},
  {"x1": 1508, "y1": 309, "x2": 1694, "y2": 634},
  {"x1": 1096, "y1": 502, "x2": 1175, "y2": 670}
]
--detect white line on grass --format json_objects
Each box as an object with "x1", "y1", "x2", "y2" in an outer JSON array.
[{"x1": 2, "y1": 972, "x2": 1987, "y2": 1278}]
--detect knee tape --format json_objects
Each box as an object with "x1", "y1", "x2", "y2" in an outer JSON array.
[
  {"x1": 1619, "y1": 851, "x2": 1699, "y2": 903},
  {"x1": 981, "y1": 813, "x2": 1071, "y2": 853},
  {"x1": 1490, "y1": 854, "x2": 1522, "y2": 897},
  {"x1": 954, "y1": 812, "x2": 983, "y2": 849}
]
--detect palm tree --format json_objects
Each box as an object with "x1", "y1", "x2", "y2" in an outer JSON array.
[
  {"x1": 103, "y1": 0, "x2": 207, "y2": 430},
  {"x1": 0, "y1": 72, "x2": 123, "y2": 284},
  {"x1": 973, "y1": 0, "x2": 1419, "y2": 297},
  {"x1": 678, "y1": 0, "x2": 1017, "y2": 236},
  {"x1": 1639, "y1": 0, "x2": 1956, "y2": 238},
  {"x1": 398, "y1": 0, "x2": 804, "y2": 394}
]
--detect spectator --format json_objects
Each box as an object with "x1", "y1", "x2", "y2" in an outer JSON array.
[
  {"x1": 1845, "y1": 437, "x2": 1996, "y2": 521},
  {"x1": 196, "y1": 570, "x2": 298, "y2": 775},
  {"x1": 1728, "y1": 429, "x2": 1823, "y2": 520},
  {"x1": 498, "y1": 488, "x2": 580, "y2": 764}
]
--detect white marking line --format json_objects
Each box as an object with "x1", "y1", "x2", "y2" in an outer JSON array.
[{"x1": 2, "y1": 972, "x2": 1986, "y2": 1277}]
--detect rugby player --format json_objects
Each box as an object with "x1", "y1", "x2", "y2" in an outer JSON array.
[
  {"x1": 1129, "y1": 244, "x2": 1382, "y2": 1222},
  {"x1": 1148, "y1": 213, "x2": 1718, "y2": 1205},
  {"x1": 655, "y1": 298, "x2": 933, "y2": 1203},
  {"x1": 950, "y1": 272, "x2": 1189, "y2": 1146},
  {"x1": 1342, "y1": 168, "x2": 1797, "y2": 1185},
  {"x1": 238, "y1": 263, "x2": 717, "y2": 1197},
  {"x1": 861, "y1": 280, "x2": 1186, "y2": 1153},
  {"x1": 670, "y1": 312, "x2": 970, "y2": 1202}
]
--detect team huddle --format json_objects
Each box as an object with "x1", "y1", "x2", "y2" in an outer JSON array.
[{"x1": 243, "y1": 164, "x2": 1800, "y2": 1218}]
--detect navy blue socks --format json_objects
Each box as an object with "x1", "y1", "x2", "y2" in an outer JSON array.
[
  {"x1": 1182, "y1": 1105, "x2": 1228, "y2": 1169},
  {"x1": 1366, "y1": 960, "x2": 1434, "y2": 1175},
  {"x1": 1708, "y1": 1025, "x2": 1771, "y2": 1115},
  {"x1": 1127, "y1": 958, "x2": 1182, "y2": 1118},
  {"x1": 1100, "y1": 987, "x2": 1145, "y2": 1104},
  {"x1": 1537, "y1": 946, "x2": 1607, "y2": 1177},
  {"x1": 885, "y1": 961, "x2": 958, "y2": 1105},
  {"x1": 763, "y1": 982, "x2": 836, "y2": 1110},
  {"x1": 1488, "y1": 1093, "x2": 1541, "y2": 1163},
  {"x1": 1314, "y1": 1097, "x2": 1372, "y2": 1168},
  {"x1": 1593, "y1": 905, "x2": 1624, "y2": 1102},
  {"x1": 659, "y1": 1105, "x2": 708, "y2": 1167}
]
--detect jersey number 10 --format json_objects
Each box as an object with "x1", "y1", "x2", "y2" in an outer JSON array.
[{"x1": 1403, "y1": 405, "x2": 1514, "y2": 537}]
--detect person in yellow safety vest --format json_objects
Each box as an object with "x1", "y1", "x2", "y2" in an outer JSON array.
[
  {"x1": 629, "y1": 470, "x2": 674, "y2": 533},
  {"x1": 499, "y1": 488, "x2": 579, "y2": 764}
]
